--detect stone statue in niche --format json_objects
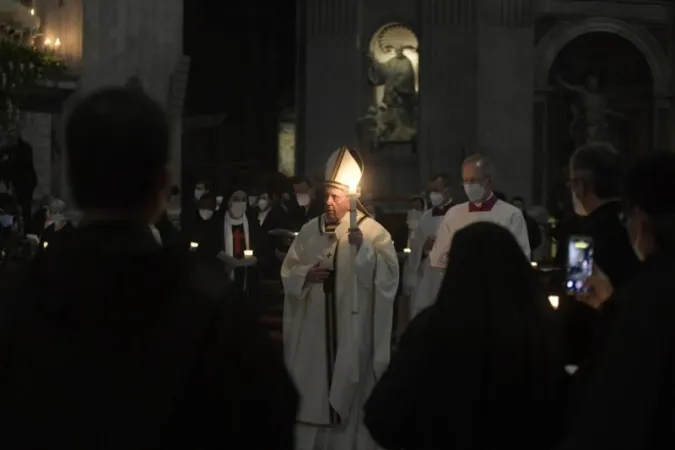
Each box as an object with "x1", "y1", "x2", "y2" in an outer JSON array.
[
  {"x1": 357, "y1": 24, "x2": 419, "y2": 148},
  {"x1": 557, "y1": 75, "x2": 624, "y2": 146}
]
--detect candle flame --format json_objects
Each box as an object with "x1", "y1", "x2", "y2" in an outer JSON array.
[{"x1": 548, "y1": 295, "x2": 560, "y2": 310}]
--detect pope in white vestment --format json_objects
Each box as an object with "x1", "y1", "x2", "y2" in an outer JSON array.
[
  {"x1": 282, "y1": 146, "x2": 399, "y2": 450},
  {"x1": 426, "y1": 155, "x2": 531, "y2": 302}
]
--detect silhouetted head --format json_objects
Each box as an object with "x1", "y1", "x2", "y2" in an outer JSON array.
[
  {"x1": 65, "y1": 87, "x2": 170, "y2": 224},
  {"x1": 436, "y1": 222, "x2": 541, "y2": 312},
  {"x1": 624, "y1": 151, "x2": 675, "y2": 261},
  {"x1": 569, "y1": 143, "x2": 622, "y2": 216}
]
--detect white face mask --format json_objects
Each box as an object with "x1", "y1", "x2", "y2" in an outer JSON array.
[
  {"x1": 258, "y1": 199, "x2": 269, "y2": 211},
  {"x1": 429, "y1": 192, "x2": 444, "y2": 207},
  {"x1": 464, "y1": 183, "x2": 486, "y2": 203},
  {"x1": 198, "y1": 209, "x2": 214, "y2": 220},
  {"x1": 296, "y1": 193, "x2": 310, "y2": 207},
  {"x1": 572, "y1": 192, "x2": 588, "y2": 216},
  {"x1": 248, "y1": 196, "x2": 258, "y2": 207},
  {"x1": 194, "y1": 188, "x2": 205, "y2": 200},
  {"x1": 229, "y1": 201, "x2": 247, "y2": 218}
]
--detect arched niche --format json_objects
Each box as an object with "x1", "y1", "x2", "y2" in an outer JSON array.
[
  {"x1": 368, "y1": 22, "x2": 420, "y2": 102},
  {"x1": 534, "y1": 17, "x2": 671, "y2": 97},
  {"x1": 357, "y1": 22, "x2": 419, "y2": 147}
]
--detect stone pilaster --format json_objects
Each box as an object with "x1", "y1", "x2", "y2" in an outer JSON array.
[
  {"x1": 418, "y1": 0, "x2": 476, "y2": 189},
  {"x1": 475, "y1": 0, "x2": 535, "y2": 200},
  {"x1": 73, "y1": 0, "x2": 183, "y2": 213},
  {"x1": 302, "y1": 0, "x2": 361, "y2": 178}
]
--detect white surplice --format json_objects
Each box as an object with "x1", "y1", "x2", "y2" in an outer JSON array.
[
  {"x1": 406, "y1": 208, "x2": 448, "y2": 319},
  {"x1": 281, "y1": 212, "x2": 399, "y2": 450},
  {"x1": 425, "y1": 197, "x2": 531, "y2": 301}
]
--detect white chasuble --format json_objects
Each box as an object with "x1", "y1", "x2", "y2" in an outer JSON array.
[
  {"x1": 406, "y1": 206, "x2": 451, "y2": 319},
  {"x1": 281, "y1": 212, "x2": 399, "y2": 450},
  {"x1": 426, "y1": 197, "x2": 531, "y2": 301}
]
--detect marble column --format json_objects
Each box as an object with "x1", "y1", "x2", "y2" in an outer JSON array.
[
  {"x1": 301, "y1": 0, "x2": 361, "y2": 179},
  {"x1": 74, "y1": 0, "x2": 183, "y2": 216},
  {"x1": 474, "y1": 0, "x2": 535, "y2": 201},
  {"x1": 419, "y1": 0, "x2": 477, "y2": 189},
  {"x1": 419, "y1": 0, "x2": 535, "y2": 200}
]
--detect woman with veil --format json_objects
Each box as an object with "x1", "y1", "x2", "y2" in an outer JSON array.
[{"x1": 364, "y1": 222, "x2": 567, "y2": 450}]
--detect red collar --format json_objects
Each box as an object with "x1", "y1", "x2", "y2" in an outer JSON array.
[{"x1": 468, "y1": 195, "x2": 498, "y2": 212}]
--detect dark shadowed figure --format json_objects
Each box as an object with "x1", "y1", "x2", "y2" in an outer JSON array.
[{"x1": 365, "y1": 222, "x2": 566, "y2": 450}]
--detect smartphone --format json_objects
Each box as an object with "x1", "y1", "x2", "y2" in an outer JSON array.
[{"x1": 565, "y1": 235, "x2": 594, "y2": 294}]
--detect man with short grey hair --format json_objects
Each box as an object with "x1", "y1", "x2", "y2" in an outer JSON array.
[
  {"x1": 431, "y1": 154, "x2": 530, "y2": 261},
  {"x1": 568, "y1": 143, "x2": 639, "y2": 290}
]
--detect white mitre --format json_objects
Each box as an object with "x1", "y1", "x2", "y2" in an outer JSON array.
[
  {"x1": 324, "y1": 146, "x2": 364, "y2": 191},
  {"x1": 324, "y1": 146, "x2": 371, "y2": 218}
]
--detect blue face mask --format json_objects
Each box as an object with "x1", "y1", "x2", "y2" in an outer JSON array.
[{"x1": 0, "y1": 214, "x2": 13, "y2": 228}]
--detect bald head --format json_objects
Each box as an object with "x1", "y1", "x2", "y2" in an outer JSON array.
[{"x1": 462, "y1": 154, "x2": 495, "y2": 181}]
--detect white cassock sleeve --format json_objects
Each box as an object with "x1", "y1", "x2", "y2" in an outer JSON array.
[
  {"x1": 510, "y1": 210, "x2": 531, "y2": 260},
  {"x1": 428, "y1": 213, "x2": 453, "y2": 269},
  {"x1": 280, "y1": 228, "x2": 314, "y2": 348},
  {"x1": 404, "y1": 219, "x2": 426, "y2": 292},
  {"x1": 353, "y1": 228, "x2": 400, "y2": 379}
]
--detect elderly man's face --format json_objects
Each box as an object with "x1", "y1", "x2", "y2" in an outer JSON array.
[{"x1": 325, "y1": 186, "x2": 350, "y2": 223}]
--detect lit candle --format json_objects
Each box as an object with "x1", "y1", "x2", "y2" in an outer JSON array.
[
  {"x1": 54, "y1": 38, "x2": 61, "y2": 48},
  {"x1": 190, "y1": 242, "x2": 199, "y2": 250},
  {"x1": 43, "y1": 241, "x2": 48, "y2": 249},
  {"x1": 548, "y1": 295, "x2": 560, "y2": 310},
  {"x1": 293, "y1": 232, "x2": 298, "y2": 236},
  {"x1": 44, "y1": 38, "x2": 52, "y2": 46},
  {"x1": 243, "y1": 249, "x2": 254, "y2": 258},
  {"x1": 403, "y1": 247, "x2": 411, "y2": 254},
  {"x1": 30, "y1": 8, "x2": 35, "y2": 15},
  {"x1": 530, "y1": 261, "x2": 538, "y2": 268}
]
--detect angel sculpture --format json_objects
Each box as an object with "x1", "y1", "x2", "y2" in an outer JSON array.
[{"x1": 366, "y1": 44, "x2": 418, "y2": 143}]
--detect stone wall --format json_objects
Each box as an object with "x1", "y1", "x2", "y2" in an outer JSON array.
[{"x1": 301, "y1": 0, "x2": 536, "y2": 201}]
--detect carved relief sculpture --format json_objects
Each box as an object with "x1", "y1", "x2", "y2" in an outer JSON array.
[{"x1": 357, "y1": 23, "x2": 419, "y2": 147}]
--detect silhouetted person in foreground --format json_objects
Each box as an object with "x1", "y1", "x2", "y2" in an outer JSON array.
[
  {"x1": 365, "y1": 222, "x2": 566, "y2": 450},
  {"x1": 0, "y1": 87, "x2": 297, "y2": 449},
  {"x1": 558, "y1": 151, "x2": 675, "y2": 450}
]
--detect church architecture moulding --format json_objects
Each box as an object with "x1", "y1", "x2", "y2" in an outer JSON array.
[{"x1": 534, "y1": 17, "x2": 672, "y2": 97}]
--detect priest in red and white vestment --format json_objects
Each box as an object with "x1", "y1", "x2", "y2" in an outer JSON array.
[
  {"x1": 281, "y1": 146, "x2": 399, "y2": 450},
  {"x1": 426, "y1": 155, "x2": 531, "y2": 300}
]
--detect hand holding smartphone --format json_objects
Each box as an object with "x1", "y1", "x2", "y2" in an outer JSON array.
[{"x1": 565, "y1": 235, "x2": 594, "y2": 294}]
